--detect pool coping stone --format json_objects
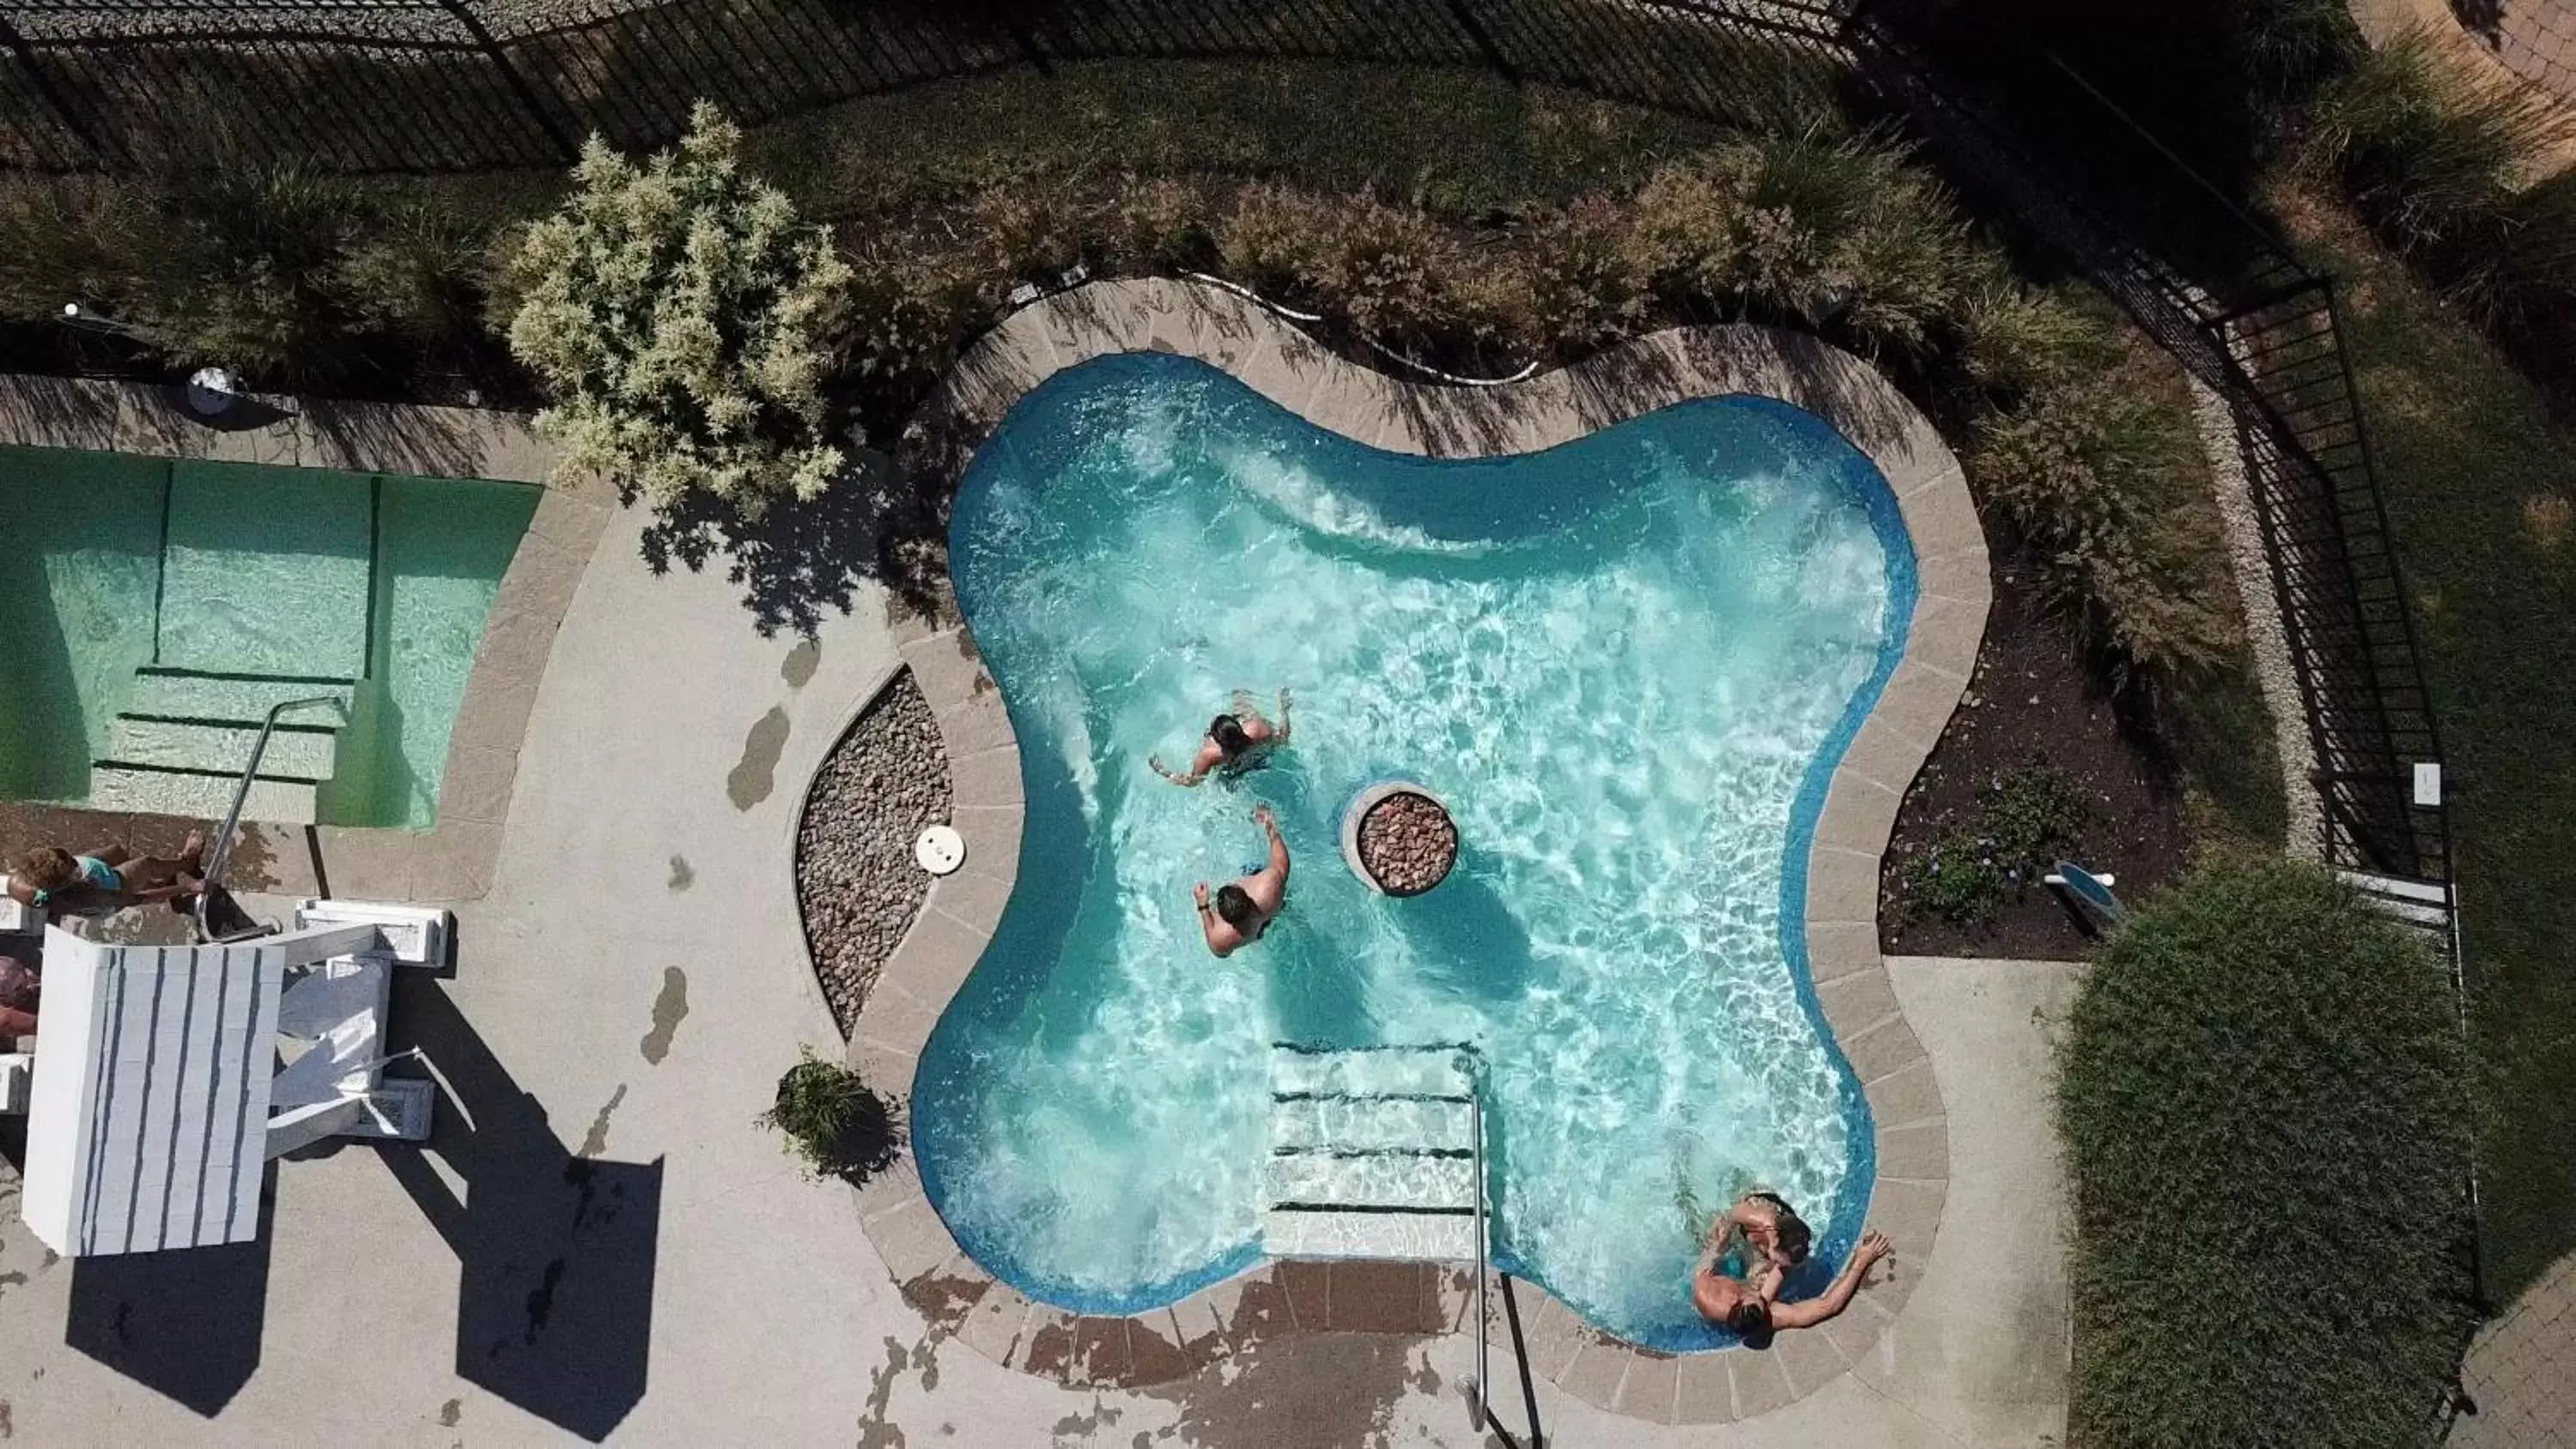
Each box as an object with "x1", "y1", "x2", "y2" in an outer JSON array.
[
  {"x1": 833, "y1": 279, "x2": 1990, "y2": 1416},
  {"x1": 0, "y1": 372, "x2": 608, "y2": 906}
]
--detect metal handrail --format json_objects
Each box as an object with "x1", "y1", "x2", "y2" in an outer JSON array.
[
  {"x1": 191, "y1": 695, "x2": 339, "y2": 944},
  {"x1": 1470, "y1": 1070, "x2": 1490, "y2": 1429}
]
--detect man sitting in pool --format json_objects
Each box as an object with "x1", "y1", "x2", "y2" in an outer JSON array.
[
  {"x1": 1194, "y1": 803, "x2": 1289, "y2": 957},
  {"x1": 7, "y1": 833, "x2": 208, "y2": 920},
  {"x1": 1692, "y1": 1191, "x2": 1892, "y2": 1342},
  {"x1": 1151, "y1": 688, "x2": 1292, "y2": 787}
]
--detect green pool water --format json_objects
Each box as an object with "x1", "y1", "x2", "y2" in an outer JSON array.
[{"x1": 0, "y1": 446, "x2": 538, "y2": 829}]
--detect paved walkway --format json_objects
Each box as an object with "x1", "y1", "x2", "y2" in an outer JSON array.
[{"x1": 2451, "y1": 1251, "x2": 2576, "y2": 1447}]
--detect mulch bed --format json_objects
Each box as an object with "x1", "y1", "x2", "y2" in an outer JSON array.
[{"x1": 1877, "y1": 552, "x2": 2191, "y2": 961}]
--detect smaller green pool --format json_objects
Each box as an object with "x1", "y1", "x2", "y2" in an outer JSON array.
[{"x1": 0, "y1": 446, "x2": 540, "y2": 830}]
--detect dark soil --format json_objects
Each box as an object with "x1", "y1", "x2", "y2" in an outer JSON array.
[{"x1": 1878, "y1": 551, "x2": 2191, "y2": 961}]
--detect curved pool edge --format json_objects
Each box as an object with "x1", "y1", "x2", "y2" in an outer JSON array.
[{"x1": 838, "y1": 279, "x2": 1990, "y2": 1422}]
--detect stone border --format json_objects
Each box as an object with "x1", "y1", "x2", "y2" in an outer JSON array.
[
  {"x1": 835, "y1": 280, "x2": 1990, "y2": 1419},
  {"x1": 0, "y1": 373, "x2": 609, "y2": 904}
]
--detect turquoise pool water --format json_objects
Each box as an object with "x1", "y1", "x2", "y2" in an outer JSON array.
[
  {"x1": 914, "y1": 354, "x2": 1911, "y2": 1351},
  {"x1": 0, "y1": 448, "x2": 537, "y2": 829}
]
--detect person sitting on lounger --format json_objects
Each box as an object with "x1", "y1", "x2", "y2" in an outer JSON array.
[
  {"x1": 1692, "y1": 1191, "x2": 1890, "y2": 1342},
  {"x1": 1194, "y1": 803, "x2": 1289, "y2": 957},
  {"x1": 1151, "y1": 689, "x2": 1292, "y2": 786},
  {"x1": 7, "y1": 833, "x2": 207, "y2": 919}
]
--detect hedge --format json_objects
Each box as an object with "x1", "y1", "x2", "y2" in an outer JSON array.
[{"x1": 2058, "y1": 859, "x2": 2475, "y2": 1447}]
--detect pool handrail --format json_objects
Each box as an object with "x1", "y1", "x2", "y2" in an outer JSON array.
[{"x1": 192, "y1": 695, "x2": 342, "y2": 945}]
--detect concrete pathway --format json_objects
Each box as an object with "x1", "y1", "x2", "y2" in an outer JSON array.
[{"x1": 2451, "y1": 1251, "x2": 2576, "y2": 1447}]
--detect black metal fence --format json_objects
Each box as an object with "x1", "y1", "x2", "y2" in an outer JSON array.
[
  {"x1": 0, "y1": 0, "x2": 1854, "y2": 172},
  {"x1": 0, "y1": 0, "x2": 2458, "y2": 905}
]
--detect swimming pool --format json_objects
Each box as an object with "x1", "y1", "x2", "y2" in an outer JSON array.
[
  {"x1": 0, "y1": 447, "x2": 538, "y2": 829},
  {"x1": 913, "y1": 353, "x2": 1912, "y2": 1351}
]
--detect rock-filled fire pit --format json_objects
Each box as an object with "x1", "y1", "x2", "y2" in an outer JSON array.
[{"x1": 1340, "y1": 781, "x2": 1459, "y2": 896}]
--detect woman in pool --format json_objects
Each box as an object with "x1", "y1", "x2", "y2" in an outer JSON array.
[
  {"x1": 7, "y1": 832, "x2": 208, "y2": 919},
  {"x1": 1194, "y1": 803, "x2": 1289, "y2": 957},
  {"x1": 1692, "y1": 1191, "x2": 1891, "y2": 1341},
  {"x1": 1150, "y1": 688, "x2": 1292, "y2": 786}
]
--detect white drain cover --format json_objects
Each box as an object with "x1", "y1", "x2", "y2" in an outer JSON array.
[{"x1": 915, "y1": 824, "x2": 966, "y2": 876}]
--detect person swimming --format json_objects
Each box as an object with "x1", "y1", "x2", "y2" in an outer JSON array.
[
  {"x1": 1194, "y1": 803, "x2": 1289, "y2": 957},
  {"x1": 1692, "y1": 1191, "x2": 1890, "y2": 1343},
  {"x1": 1151, "y1": 688, "x2": 1292, "y2": 786}
]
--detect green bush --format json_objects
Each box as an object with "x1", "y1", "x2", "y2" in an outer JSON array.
[
  {"x1": 337, "y1": 203, "x2": 494, "y2": 350},
  {"x1": 2308, "y1": 37, "x2": 2572, "y2": 289},
  {"x1": 507, "y1": 102, "x2": 852, "y2": 514},
  {"x1": 757, "y1": 1049, "x2": 905, "y2": 1182},
  {"x1": 1966, "y1": 367, "x2": 2238, "y2": 673},
  {"x1": 2059, "y1": 859, "x2": 2474, "y2": 1448}
]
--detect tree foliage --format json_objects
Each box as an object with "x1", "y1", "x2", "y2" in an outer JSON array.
[{"x1": 509, "y1": 103, "x2": 852, "y2": 513}]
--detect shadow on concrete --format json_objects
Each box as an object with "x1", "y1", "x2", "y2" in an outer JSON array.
[
  {"x1": 380, "y1": 975, "x2": 663, "y2": 1444},
  {"x1": 64, "y1": 1178, "x2": 275, "y2": 1417}
]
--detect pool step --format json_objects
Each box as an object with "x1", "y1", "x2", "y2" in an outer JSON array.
[
  {"x1": 120, "y1": 670, "x2": 355, "y2": 729},
  {"x1": 1263, "y1": 1043, "x2": 1484, "y2": 1264},
  {"x1": 88, "y1": 766, "x2": 319, "y2": 827},
  {"x1": 105, "y1": 718, "x2": 338, "y2": 782},
  {"x1": 91, "y1": 669, "x2": 360, "y2": 827}
]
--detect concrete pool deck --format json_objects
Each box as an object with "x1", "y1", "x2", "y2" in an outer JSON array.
[{"x1": 0, "y1": 286, "x2": 2063, "y2": 1445}]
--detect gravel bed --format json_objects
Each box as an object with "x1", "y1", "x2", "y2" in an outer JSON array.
[
  {"x1": 795, "y1": 667, "x2": 952, "y2": 1039},
  {"x1": 2187, "y1": 373, "x2": 2322, "y2": 859},
  {"x1": 1358, "y1": 790, "x2": 1457, "y2": 896}
]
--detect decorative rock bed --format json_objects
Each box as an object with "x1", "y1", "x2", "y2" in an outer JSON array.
[
  {"x1": 1342, "y1": 782, "x2": 1458, "y2": 896},
  {"x1": 794, "y1": 668, "x2": 953, "y2": 1036}
]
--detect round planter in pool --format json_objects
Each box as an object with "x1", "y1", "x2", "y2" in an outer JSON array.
[{"x1": 1340, "y1": 781, "x2": 1458, "y2": 896}]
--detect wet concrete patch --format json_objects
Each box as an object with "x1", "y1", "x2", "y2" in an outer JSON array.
[
  {"x1": 640, "y1": 968, "x2": 688, "y2": 1065},
  {"x1": 578, "y1": 1085, "x2": 627, "y2": 1159},
  {"x1": 726, "y1": 706, "x2": 791, "y2": 810},
  {"x1": 438, "y1": 1397, "x2": 461, "y2": 1428},
  {"x1": 666, "y1": 855, "x2": 693, "y2": 892},
  {"x1": 783, "y1": 640, "x2": 820, "y2": 688},
  {"x1": 1140, "y1": 1332, "x2": 1431, "y2": 1449}
]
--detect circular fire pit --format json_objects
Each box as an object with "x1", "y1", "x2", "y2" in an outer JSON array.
[{"x1": 1340, "y1": 781, "x2": 1459, "y2": 896}]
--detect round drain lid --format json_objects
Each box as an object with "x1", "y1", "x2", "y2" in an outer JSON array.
[{"x1": 915, "y1": 824, "x2": 966, "y2": 876}]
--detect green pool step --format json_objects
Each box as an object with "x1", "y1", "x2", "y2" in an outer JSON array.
[
  {"x1": 88, "y1": 766, "x2": 320, "y2": 826},
  {"x1": 106, "y1": 718, "x2": 337, "y2": 781},
  {"x1": 92, "y1": 669, "x2": 358, "y2": 826},
  {"x1": 121, "y1": 670, "x2": 355, "y2": 729}
]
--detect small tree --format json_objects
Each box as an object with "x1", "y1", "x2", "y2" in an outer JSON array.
[
  {"x1": 758, "y1": 1050, "x2": 904, "y2": 1183},
  {"x1": 508, "y1": 103, "x2": 852, "y2": 515}
]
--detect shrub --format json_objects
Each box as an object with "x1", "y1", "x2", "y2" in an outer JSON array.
[
  {"x1": 1967, "y1": 368, "x2": 2238, "y2": 673},
  {"x1": 757, "y1": 1049, "x2": 905, "y2": 1182},
  {"x1": 1625, "y1": 132, "x2": 1976, "y2": 355},
  {"x1": 507, "y1": 102, "x2": 852, "y2": 514},
  {"x1": 2059, "y1": 859, "x2": 2474, "y2": 1448},
  {"x1": 1957, "y1": 279, "x2": 2125, "y2": 399},
  {"x1": 969, "y1": 179, "x2": 1097, "y2": 284},
  {"x1": 337, "y1": 204, "x2": 495, "y2": 351},
  {"x1": 1109, "y1": 174, "x2": 1215, "y2": 272},
  {"x1": 2307, "y1": 35, "x2": 2569, "y2": 274},
  {"x1": 1511, "y1": 195, "x2": 1649, "y2": 349},
  {"x1": 1216, "y1": 183, "x2": 1340, "y2": 300}
]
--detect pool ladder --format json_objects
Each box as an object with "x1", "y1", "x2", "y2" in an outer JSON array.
[
  {"x1": 191, "y1": 696, "x2": 342, "y2": 945},
  {"x1": 1261, "y1": 1042, "x2": 1543, "y2": 1446}
]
